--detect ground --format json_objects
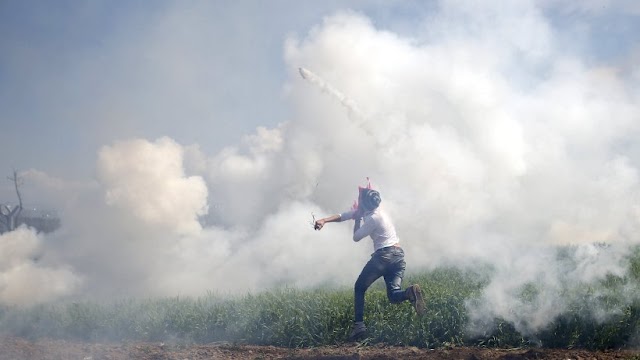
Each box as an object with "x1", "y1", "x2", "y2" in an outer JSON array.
[{"x1": 0, "y1": 337, "x2": 638, "y2": 360}]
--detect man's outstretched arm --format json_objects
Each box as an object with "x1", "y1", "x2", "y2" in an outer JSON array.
[{"x1": 314, "y1": 214, "x2": 342, "y2": 230}]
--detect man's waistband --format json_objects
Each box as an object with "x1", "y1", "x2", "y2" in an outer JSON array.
[{"x1": 376, "y1": 243, "x2": 402, "y2": 252}]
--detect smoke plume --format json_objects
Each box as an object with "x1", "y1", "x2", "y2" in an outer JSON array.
[{"x1": 2, "y1": 2, "x2": 639, "y2": 335}]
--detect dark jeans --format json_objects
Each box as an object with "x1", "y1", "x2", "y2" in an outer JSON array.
[{"x1": 354, "y1": 246, "x2": 408, "y2": 323}]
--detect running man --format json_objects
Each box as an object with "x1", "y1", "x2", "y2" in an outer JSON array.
[{"x1": 314, "y1": 186, "x2": 425, "y2": 340}]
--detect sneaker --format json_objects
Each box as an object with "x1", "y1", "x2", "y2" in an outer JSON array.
[
  {"x1": 406, "y1": 284, "x2": 425, "y2": 316},
  {"x1": 348, "y1": 321, "x2": 366, "y2": 341}
]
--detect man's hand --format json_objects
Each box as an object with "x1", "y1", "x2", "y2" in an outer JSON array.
[
  {"x1": 313, "y1": 214, "x2": 341, "y2": 231},
  {"x1": 314, "y1": 219, "x2": 326, "y2": 230}
]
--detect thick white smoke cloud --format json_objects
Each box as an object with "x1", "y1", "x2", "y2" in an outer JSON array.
[
  {"x1": 97, "y1": 137, "x2": 208, "y2": 236},
  {"x1": 2, "y1": 2, "x2": 639, "y2": 335},
  {"x1": 0, "y1": 227, "x2": 82, "y2": 305}
]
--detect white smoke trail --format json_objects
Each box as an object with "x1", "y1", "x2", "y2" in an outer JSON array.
[
  {"x1": 298, "y1": 66, "x2": 372, "y2": 136},
  {"x1": 298, "y1": 67, "x2": 364, "y2": 120}
]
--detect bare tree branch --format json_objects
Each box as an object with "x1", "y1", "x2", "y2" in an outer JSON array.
[
  {"x1": 0, "y1": 170, "x2": 24, "y2": 232},
  {"x1": 8, "y1": 169, "x2": 23, "y2": 213}
]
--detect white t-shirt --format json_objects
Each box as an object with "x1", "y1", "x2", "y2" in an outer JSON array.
[{"x1": 340, "y1": 208, "x2": 400, "y2": 251}]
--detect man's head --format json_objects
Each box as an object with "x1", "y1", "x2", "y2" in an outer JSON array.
[{"x1": 360, "y1": 188, "x2": 381, "y2": 211}]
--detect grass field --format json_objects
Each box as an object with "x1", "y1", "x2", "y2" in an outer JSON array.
[{"x1": 1, "y1": 245, "x2": 639, "y2": 350}]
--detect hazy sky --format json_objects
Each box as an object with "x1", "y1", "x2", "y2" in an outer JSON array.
[
  {"x1": 0, "y1": 0, "x2": 426, "y2": 180},
  {"x1": 0, "y1": 0, "x2": 638, "y2": 182}
]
